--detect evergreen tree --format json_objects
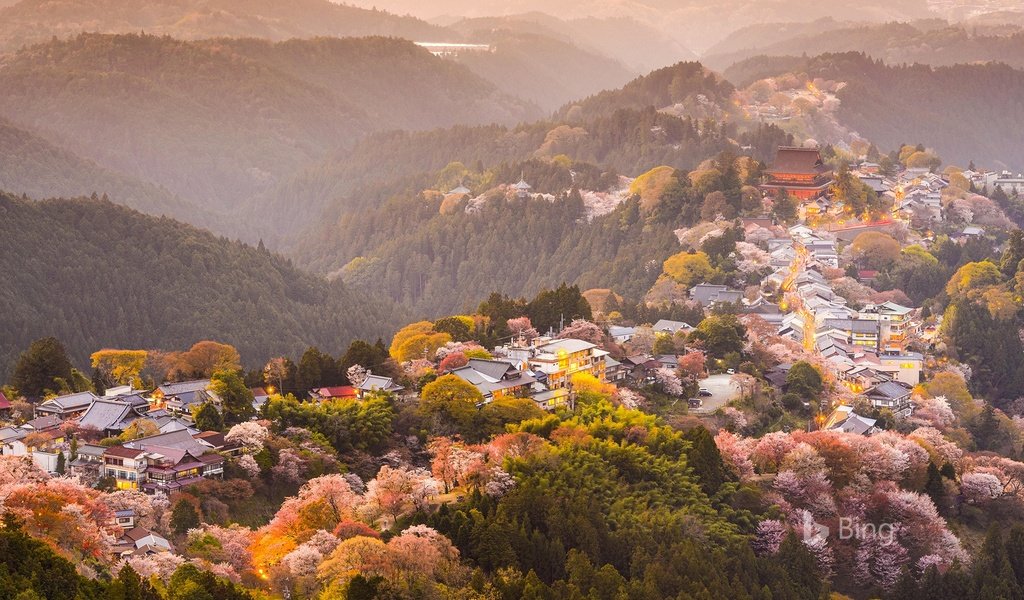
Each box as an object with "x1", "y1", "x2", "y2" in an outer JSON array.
[
  {"x1": 683, "y1": 425, "x2": 732, "y2": 496},
  {"x1": 170, "y1": 499, "x2": 200, "y2": 534},
  {"x1": 210, "y1": 370, "x2": 254, "y2": 425},
  {"x1": 11, "y1": 337, "x2": 73, "y2": 399},
  {"x1": 193, "y1": 402, "x2": 223, "y2": 432}
]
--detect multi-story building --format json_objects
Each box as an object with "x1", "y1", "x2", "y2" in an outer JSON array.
[
  {"x1": 527, "y1": 339, "x2": 608, "y2": 389},
  {"x1": 858, "y1": 302, "x2": 915, "y2": 353},
  {"x1": 102, "y1": 429, "x2": 225, "y2": 493},
  {"x1": 760, "y1": 146, "x2": 834, "y2": 200}
]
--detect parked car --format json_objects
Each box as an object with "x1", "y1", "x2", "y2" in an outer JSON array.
[
  {"x1": 698, "y1": 388, "x2": 712, "y2": 397},
  {"x1": 726, "y1": 368, "x2": 735, "y2": 375},
  {"x1": 688, "y1": 398, "x2": 702, "y2": 409}
]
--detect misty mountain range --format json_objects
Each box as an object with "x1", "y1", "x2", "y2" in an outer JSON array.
[{"x1": 2, "y1": 0, "x2": 1024, "y2": 374}]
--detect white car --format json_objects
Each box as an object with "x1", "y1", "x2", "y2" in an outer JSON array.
[{"x1": 726, "y1": 369, "x2": 735, "y2": 375}]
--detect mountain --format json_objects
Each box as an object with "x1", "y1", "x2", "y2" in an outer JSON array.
[
  {"x1": 554, "y1": 61, "x2": 736, "y2": 122},
  {"x1": 448, "y1": 12, "x2": 694, "y2": 73},
  {"x1": 0, "y1": 193, "x2": 396, "y2": 378},
  {"x1": 0, "y1": 34, "x2": 534, "y2": 237},
  {"x1": 705, "y1": 19, "x2": 1024, "y2": 71},
  {"x1": 727, "y1": 52, "x2": 1024, "y2": 170},
  {"x1": 441, "y1": 29, "x2": 635, "y2": 112},
  {"x1": 343, "y1": 0, "x2": 934, "y2": 53},
  {"x1": 0, "y1": 116, "x2": 228, "y2": 228},
  {"x1": 0, "y1": 0, "x2": 450, "y2": 53}
]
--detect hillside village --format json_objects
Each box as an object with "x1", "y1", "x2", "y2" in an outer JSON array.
[{"x1": 2, "y1": 140, "x2": 1024, "y2": 598}]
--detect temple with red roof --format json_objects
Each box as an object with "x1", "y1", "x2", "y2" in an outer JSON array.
[{"x1": 761, "y1": 146, "x2": 834, "y2": 200}]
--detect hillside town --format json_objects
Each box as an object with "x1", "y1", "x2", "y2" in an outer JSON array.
[{"x1": 1, "y1": 141, "x2": 1023, "y2": 598}]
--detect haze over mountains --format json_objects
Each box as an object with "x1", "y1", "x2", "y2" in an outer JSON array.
[{"x1": 2, "y1": 0, "x2": 1024, "y2": 371}]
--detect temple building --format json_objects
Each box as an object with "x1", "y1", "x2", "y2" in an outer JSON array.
[{"x1": 761, "y1": 146, "x2": 834, "y2": 200}]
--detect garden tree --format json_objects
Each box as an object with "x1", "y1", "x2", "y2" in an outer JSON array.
[
  {"x1": 119, "y1": 419, "x2": 160, "y2": 441},
  {"x1": 296, "y1": 346, "x2": 339, "y2": 392},
  {"x1": 556, "y1": 319, "x2": 609, "y2": 349},
  {"x1": 390, "y1": 321, "x2": 435, "y2": 359},
  {"x1": 771, "y1": 189, "x2": 798, "y2": 223},
  {"x1": 786, "y1": 361, "x2": 824, "y2": 400},
  {"x1": 526, "y1": 284, "x2": 593, "y2": 333},
  {"x1": 652, "y1": 334, "x2": 679, "y2": 355},
  {"x1": 90, "y1": 349, "x2": 148, "y2": 387},
  {"x1": 701, "y1": 226, "x2": 742, "y2": 267},
  {"x1": 263, "y1": 356, "x2": 297, "y2": 395},
  {"x1": 11, "y1": 337, "x2": 73, "y2": 399},
  {"x1": 688, "y1": 314, "x2": 746, "y2": 359},
  {"x1": 389, "y1": 321, "x2": 452, "y2": 363},
  {"x1": 878, "y1": 245, "x2": 948, "y2": 304},
  {"x1": 170, "y1": 499, "x2": 201, "y2": 534},
  {"x1": 54, "y1": 451, "x2": 65, "y2": 475},
  {"x1": 339, "y1": 339, "x2": 388, "y2": 378},
  {"x1": 506, "y1": 317, "x2": 539, "y2": 343},
  {"x1": 171, "y1": 341, "x2": 242, "y2": 380},
  {"x1": 662, "y1": 251, "x2": 715, "y2": 288},
  {"x1": 209, "y1": 370, "x2": 254, "y2": 425},
  {"x1": 193, "y1": 402, "x2": 223, "y2": 432},
  {"x1": 419, "y1": 375, "x2": 483, "y2": 436},
  {"x1": 683, "y1": 426, "x2": 733, "y2": 496},
  {"x1": 700, "y1": 190, "x2": 736, "y2": 221},
  {"x1": 470, "y1": 397, "x2": 545, "y2": 443},
  {"x1": 433, "y1": 316, "x2": 474, "y2": 342},
  {"x1": 850, "y1": 231, "x2": 901, "y2": 270},
  {"x1": 945, "y1": 261, "x2": 1002, "y2": 297},
  {"x1": 438, "y1": 352, "x2": 469, "y2": 373},
  {"x1": 832, "y1": 165, "x2": 883, "y2": 217}
]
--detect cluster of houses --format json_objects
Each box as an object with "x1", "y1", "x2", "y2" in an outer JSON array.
[
  {"x1": 441, "y1": 336, "x2": 611, "y2": 410},
  {"x1": 758, "y1": 226, "x2": 923, "y2": 432},
  {"x1": 0, "y1": 383, "x2": 238, "y2": 492}
]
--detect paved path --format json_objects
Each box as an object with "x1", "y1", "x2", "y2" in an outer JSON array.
[{"x1": 691, "y1": 374, "x2": 741, "y2": 413}]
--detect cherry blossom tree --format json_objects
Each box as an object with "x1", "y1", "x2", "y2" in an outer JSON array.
[
  {"x1": 428, "y1": 437, "x2": 483, "y2": 493},
  {"x1": 854, "y1": 528, "x2": 909, "y2": 591},
  {"x1": 237, "y1": 454, "x2": 261, "y2": 478},
  {"x1": 122, "y1": 552, "x2": 185, "y2": 582},
  {"x1": 483, "y1": 467, "x2": 516, "y2": 498},
  {"x1": 615, "y1": 388, "x2": 646, "y2": 410},
  {"x1": 346, "y1": 364, "x2": 368, "y2": 387},
  {"x1": 225, "y1": 421, "x2": 269, "y2": 451},
  {"x1": 907, "y1": 395, "x2": 956, "y2": 430},
  {"x1": 750, "y1": 431, "x2": 797, "y2": 473},
  {"x1": 438, "y1": 352, "x2": 469, "y2": 373},
  {"x1": 653, "y1": 367, "x2": 683, "y2": 396},
  {"x1": 361, "y1": 465, "x2": 439, "y2": 527},
  {"x1": 507, "y1": 317, "x2": 539, "y2": 343},
  {"x1": 714, "y1": 431, "x2": 755, "y2": 480},
  {"x1": 752, "y1": 519, "x2": 786, "y2": 555},
  {"x1": 961, "y1": 472, "x2": 1004, "y2": 504},
  {"x1": 557, "y1": 319, "x2": 610, "y2": 349}
]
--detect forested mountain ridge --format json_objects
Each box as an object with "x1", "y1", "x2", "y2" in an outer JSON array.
[
  {"x1": 0, "y1": 193, "x2": 397, "y2": 379},
  {"x1": 0, "y1": 116, "x2": 227, "y2": 229},
  {"x1": 555, "y1": 61, "x2": 737, "y2": 123},
  {"x1": 263, "y1": 102, "x2": 791, "y2": 249},
  {"x1": 725, "y1": 52, "x2": 1024, "y2": 170},
  {"x1": 705, "y1": 20, "x2": 1024, "y2": 72},
  {"x1": 0, "y1": 0, "x2": 450, "y2": 53},
  {"x1": 0, "y1": 34, "x2": 535, "y2": 240}
]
